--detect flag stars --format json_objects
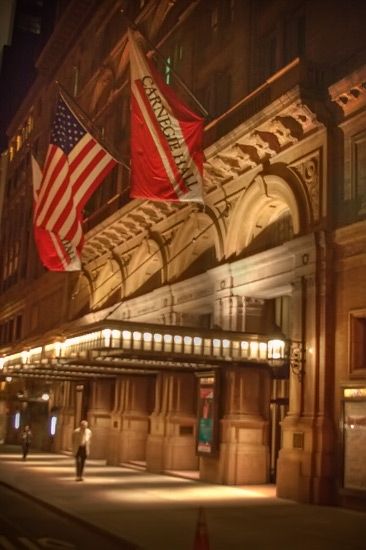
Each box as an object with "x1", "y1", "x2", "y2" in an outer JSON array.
[{"x1": 50, "y1": 98, "x2": 85, "y2": 154}]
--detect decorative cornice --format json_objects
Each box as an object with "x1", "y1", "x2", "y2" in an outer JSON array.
[
  {"x1": 82, "y1": 201, "x2": 180, "y2": 262},
  {"x1": 329, "y1": 64, "x2": 366, "y2": 118},
  {"x1": 82, "y1": 87, "x2": 323, "y2": 265},
  {"x1": 289, "y1": 151, "x2": 321, "y2": 222},
  {"x1": 203, "y1": 89, "x2": 323, "y2": 191}
]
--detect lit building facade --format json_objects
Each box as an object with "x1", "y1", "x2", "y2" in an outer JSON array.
[{"x1": 0, "y1": 0, "x2": 366, "y2": 508}]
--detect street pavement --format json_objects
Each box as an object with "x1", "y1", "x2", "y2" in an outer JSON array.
[
  {"x1": 0, "y1": 445, "x2": 365, "y2": 549},
  {"x1": 0, "y1": 481, "x2": 132, "y2": 549}
]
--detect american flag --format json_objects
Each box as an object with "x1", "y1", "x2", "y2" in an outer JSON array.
[{"x1": 34, "y1": 96, "x2": 117, "y2": 271}]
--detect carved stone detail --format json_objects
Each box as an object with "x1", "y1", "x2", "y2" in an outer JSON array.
[
  {"x1": 290, "y1": 153, "x2": 320, "y2": 221},
  {"x1": 249, "y1": 131, "x2": 279, "y2": 157},
  {"x1": 204, "y1": 99, "x2": 320, "y2": 187},
  {"x1": 204, "y1": 159, "x2": 233, "y2": 184},
  {"x1": 217, "y1": 152, "x2": 256, "y2": 175},
  {"x1": 83, "y1": 97, "x2": 321, "y2": 265},
  {"x1": 270, "y1": 118, "x2": 298, "y2": 147},
  {"x1": 281, "y1": 102, "x2": 319, "y2": 136},
  {"x1": 329, "y1": 65, "x2": 366, "y2": 117}
]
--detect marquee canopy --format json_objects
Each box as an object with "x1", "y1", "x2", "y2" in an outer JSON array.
[{"x1": 0, "y1": 319, "x2": 289, "y2": 382}]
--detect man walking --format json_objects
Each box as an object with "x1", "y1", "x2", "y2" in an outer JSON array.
[
  {"x1": 72, "y1": 420, "x2": 92, "y2": 481},
  {"x1": 20, "y1": 425, "x2": 32, "y2": 460}
]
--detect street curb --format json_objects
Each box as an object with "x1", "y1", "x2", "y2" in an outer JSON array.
[{"x1": 0, "y1": 480, "x2": 142, "y2": 550}]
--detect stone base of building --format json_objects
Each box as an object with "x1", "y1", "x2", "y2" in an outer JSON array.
[
  {"x1": 146, "y1": 414, "x2": 197, "y2": 472},
  {"x1": 107, "y1": 413, "x2": 149, "y2": 465}
]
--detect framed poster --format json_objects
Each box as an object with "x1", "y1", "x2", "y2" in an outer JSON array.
[
  {"x1": 341, "y1": 387, "x2": 366, "y2": 494},
  {"x1": 196, "y1": 371, "x2": 220, "y2": 456}
]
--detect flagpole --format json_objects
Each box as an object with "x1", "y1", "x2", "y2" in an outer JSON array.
[
  {"x1": 120, "y1": 11, "x2": 210, "y2": 120},
  {"x1": 56, "y1": 81, "x2": 131, "y2": 173}
]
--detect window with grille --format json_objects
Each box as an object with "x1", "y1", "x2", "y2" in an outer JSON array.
[
  {"x1": 353, "y1": 134, "x2": 366, "y2": 200},
  {"x1": 350, "y1": 312, "x2": 366, "y2": 374}
]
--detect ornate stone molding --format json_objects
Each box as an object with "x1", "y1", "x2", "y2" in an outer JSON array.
[
  {"x1": 83, "y1": 201, "x2": 179, "y2": 262},
  {"x1": 329, "y1": 65, "x2": 366, "y2": 118},
  {"x1": 289, "y1": 152, "x2": 321, "y2": 222},
  {"x1": 203, "y1": 95, "x2": 322, "y2": 191},
  {"x1": 83, "y1": 93, "x2": 322, "y2": 265}
]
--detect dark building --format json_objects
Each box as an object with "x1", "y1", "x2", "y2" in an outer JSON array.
[
  {"x1": 0, "y1": 0, "x2": 65, "y2": 151},
  {"x1": 1, "y1": 0, "x2": 366, "y2": 509}
]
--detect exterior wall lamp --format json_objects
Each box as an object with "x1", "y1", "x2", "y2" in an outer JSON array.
[
  {"x1": 267, "y1": 339, "x2": 287, "y2": 365},
  {"x1": 267, "y1": 339, "x2": 306, "y2": 381},
  {"x1": 267, "y1": 338, "x2": 289, "y2": 378}
]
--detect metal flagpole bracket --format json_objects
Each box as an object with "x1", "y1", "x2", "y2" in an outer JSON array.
[{"x1": 120, "y1": 11, "x2": 210, "y2": 119}]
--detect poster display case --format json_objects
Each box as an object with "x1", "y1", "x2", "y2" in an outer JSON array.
[
  {"x1": 196, "y1": 371, "x2": 220, "y2": 456},
  {"x1": 341, "y1": 386, "x2": 366, "y2": 494}
]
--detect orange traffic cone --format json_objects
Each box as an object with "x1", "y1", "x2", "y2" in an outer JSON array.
[{"x1": 193, "y1": 507, "x2": 210, "y2": 549}]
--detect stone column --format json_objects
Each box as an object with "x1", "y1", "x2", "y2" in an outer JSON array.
[
  {"x1": 146, "y1": 372, "x2": 198, "y2": 473},
  {"x1": 107, "y1": 378, "x2": 124, "y2": 465},
  {"x1": 108, "y1": 375, "x2": 153, "y2": 465},
  {"x1": 276, "y1": 275, "x2": 306, "y2": 499},
  {"x1": 277, "y1": 234, "x2": 336, "y2": 504},
  {"x1": 214, "y1": 295, "x2": 246, "y2": 331},
  {"x1": 200, "y1": 367, "x2": 271, "y2": 484},
  {"x1": 88, "y1": 379, "x2": 114, "y2": 459},
  {"x1": 54, "y1": 381, "x2": 75, "y2": 454}
]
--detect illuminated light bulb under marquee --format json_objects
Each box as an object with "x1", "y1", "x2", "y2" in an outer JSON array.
[{"x1": 1, "y1": 326, "x2": 287, "y2": 368}]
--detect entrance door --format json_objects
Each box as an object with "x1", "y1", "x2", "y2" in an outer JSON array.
[{"x1": 269, "y1": 379, "x2": 288, "y2": 482}]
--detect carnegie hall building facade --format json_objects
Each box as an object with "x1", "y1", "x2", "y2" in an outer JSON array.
[{"x1": 1, "y1": 0, "x2": 366, "y2": 508}]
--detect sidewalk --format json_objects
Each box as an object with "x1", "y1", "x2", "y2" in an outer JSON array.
[{"x1": 0, "y1": 445, "x2": 365, "y2": 549}]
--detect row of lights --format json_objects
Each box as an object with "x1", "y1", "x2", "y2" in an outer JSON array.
[{"x1": 1, "y1": 328, "x2": 287, "y2": 368}]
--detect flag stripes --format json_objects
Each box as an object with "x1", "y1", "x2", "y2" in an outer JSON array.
[{"x1": 33, "y1": 97, "x2": 117, "y2": 271}]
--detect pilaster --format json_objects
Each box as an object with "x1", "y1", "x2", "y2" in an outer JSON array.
[
  {"x1": 146, "y1": 372, "x2": 197, "y2": 472},
  {"x1": 277, "y1": 233, "x2": 336, "y2": 503},
  {"x1": 88, "y1": 379, "x2": 114, "y2": 459},
  {"x1": 108, "y1": 376, "x2": 152, "y2": 465}
]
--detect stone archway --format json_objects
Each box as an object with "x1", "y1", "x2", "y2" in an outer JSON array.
[
  {"x1": 167, "y1": 211, "x2": 221, "y2": 282},
  {"x1": 125, "y1": 238, "x2": 164, "y2": 297},
  {"x1": 91, "y1": 258, "x2": 122, "y2": 310},
  {"x1": 69, "y1": 271, "x2": 93, "y2": 319},
  {"x1": 225, "y1": 173, "x2": 305, "y2": 258}
]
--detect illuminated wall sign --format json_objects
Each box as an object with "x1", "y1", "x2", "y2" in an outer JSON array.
[
  {"x1": 344, "y1": 387, "x2": 366, "y2": 398},
  {"x1": 50, "y1": 416, "x2": 57, "y2": 436},
  {"x1": 14, "y1": 412, "x2": 21, "y2": 429}
]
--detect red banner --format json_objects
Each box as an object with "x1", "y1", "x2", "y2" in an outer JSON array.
[{"x1": 128, "y1": 29, "x2": 204, "y2": 203}]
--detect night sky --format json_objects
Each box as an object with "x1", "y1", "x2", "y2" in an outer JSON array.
[{"x1": 0, "y1": 0, "x2": 60, "y2": 152}]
